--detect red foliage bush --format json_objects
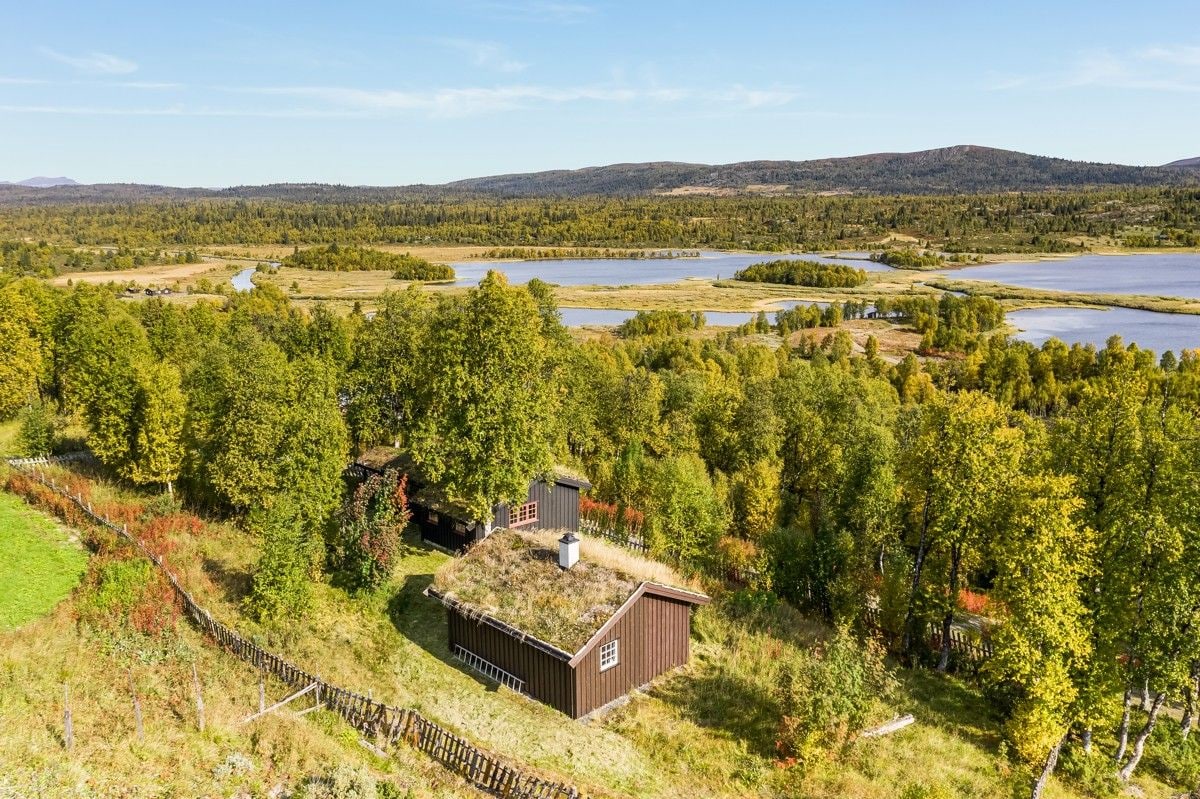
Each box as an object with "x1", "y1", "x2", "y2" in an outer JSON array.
[
  {"x1": 958, "y1": 588, "x2": 990, "y2": 615},
  {"x1": 579, "y1": 496, "x2": 645, "y2": 538}
]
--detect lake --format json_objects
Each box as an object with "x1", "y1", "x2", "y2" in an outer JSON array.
[
  {"x1": 1008, "y1": 307, "x2": 1200, "y2": 355},
  {"x1": 943, "y1": 253, "x2": 1200, "y2": 299},
  {"x1": 560, "y1": 300, "x2": 826, "y2": 328},
  {"x1": 451, "y1": 251, "x2": 887, "y2": 287}
]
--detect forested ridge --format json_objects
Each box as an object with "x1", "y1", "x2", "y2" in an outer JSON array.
[
  {"x1": 2, "y1": 267, "x2": 1199, "y2": 798},
  {"x1": 1, "y1": 188, "x2": 1199, "y2": 254}
]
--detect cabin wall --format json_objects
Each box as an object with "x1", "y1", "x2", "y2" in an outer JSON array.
[
  {"x1": 413, "y1": 504, "x2": 473, "y2": 552},
  {"x1": 446, "y1": 607, "x2": 575, "y2": 715},
  {"x1": 493, "y1": 479, "x2": 581, "y2": 532},
  {"x1": 571, "y1": 593, "x2": 692, "y2": 718}
]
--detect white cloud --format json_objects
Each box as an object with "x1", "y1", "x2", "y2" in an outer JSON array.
[
  {"x1": 437, "y1": 39, "x2": 528, "y2": 73},
  {"x1": 40, "y1": 47, "x2": 138, "y2": 75},
  {"x1": 0, "y1": 76, "x2": 48, "y2": 85}
]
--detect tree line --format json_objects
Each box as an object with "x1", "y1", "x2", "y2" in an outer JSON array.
[
  {"x1": 1, "y1": 188, "x2": 1198, "y2": 253},
  {"x1": 281, "y1": 244, "x2": 454, "y2": 280},
  {"x1": 1, "y1": 271, "x2": 1198, "y2": 797}
]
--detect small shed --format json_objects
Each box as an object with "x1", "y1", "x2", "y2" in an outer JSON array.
[
  {"x1": 353, "y1": 446, "x2": 591, "y2": 552},
  {"x1": 425, "y1": 529, "x2": 709, "y2": 719}
]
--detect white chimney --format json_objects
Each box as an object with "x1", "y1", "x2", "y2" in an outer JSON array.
[{"x1": 559, "y1": 532, "x2": 580, "y2": 570}]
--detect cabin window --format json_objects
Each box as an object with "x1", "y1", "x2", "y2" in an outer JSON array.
[
  {"x1": 510, "y1": 501, "x2": 538, "y2": 527},
  {"x1": 427, "y1": 510, "x2": 439, "y2": 525},
  {"x1": 599, "y1": 639, "x2": 619, "y2": 672},
  {"x1": 455, "y1": 521, "x2": 467, "y2": 533}
]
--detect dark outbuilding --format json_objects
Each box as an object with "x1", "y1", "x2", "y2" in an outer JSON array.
[
  {"x1": 425, "y1": 529, "x2": 709, "y2": 719},
  {"x1": 353, "y1": 446, "x2": 591, "y2": 552}
]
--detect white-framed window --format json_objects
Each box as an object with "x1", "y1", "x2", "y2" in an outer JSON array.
[
  {"x1": 599, "y1": 639, "x2": 619, "y2": 672},
  {"x1": 428, "y1": 510, "x2": 440, "y2": 525},
  {"x1": 510, "y1": 501, "x2": 538, "y2": 527}
]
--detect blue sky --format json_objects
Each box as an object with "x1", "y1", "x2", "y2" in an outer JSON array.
[{"x1": 2, "y1": 0, "x2": 1198, "y2": 185}]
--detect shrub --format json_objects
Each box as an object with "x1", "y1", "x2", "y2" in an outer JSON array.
[
  {"x1": 958, "y1": 587, "x2": 991, "y2": 615},
  {"x1": 1145, "y1": 723, "x2": 1200, "y2": 789},
  {"x1": 247, "y1": 501, "x2": 313, "y2": 622},
  {"x1": 77, "y1": 556, "x2": 180, "y2": 636},
  {"x1": 17, "y1": 400, "x2": 59, "y2": 456},
  {"x1": 1057, "y1": 744, "x2": 1121, "y2": 797},
  {"x1": 333, "y1": 470, "x2": 410, "y2": 590},
  {"x1": 774, "y1": 627, "x2": 897, "y2": 770},
  {"x1": 295, "y1": 764, "x2": 379, "y2": 799}
]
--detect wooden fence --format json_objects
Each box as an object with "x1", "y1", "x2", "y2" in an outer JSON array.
[
  {"x1": 578, "y1": 519, "x2": 648, "y2": 554},
  {"x1": 6, "y1": 453, "x2": 581, "y2": 799},
  {"x1": 862, "y1": 606, "x2": 994, "y2": 672}
]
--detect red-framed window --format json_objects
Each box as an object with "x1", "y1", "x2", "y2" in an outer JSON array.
[{"x1": 510, "y1": 501, "x2": 538, "y2": 527}]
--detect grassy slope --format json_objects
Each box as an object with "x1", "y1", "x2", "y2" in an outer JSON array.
[
  {"x1": 0, "y1": 483, "x2": 479, "y2": 799},
  {"x1": 0, "y1": 491, "x2": 87, "y2": 631},
  {"x1": 8, "y1": 463, "x2": 1184, "y2": 799}
]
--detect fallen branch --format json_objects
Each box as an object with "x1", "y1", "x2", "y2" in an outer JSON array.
[{"x1": 860, "y1": 714, "x2": 915, "y2": 738}]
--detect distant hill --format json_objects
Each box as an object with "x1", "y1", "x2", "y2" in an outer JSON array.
[
  {"x1": 449, "y1": 146, "x2": 1200, "y2": 196},
  {"x1": 1, "y1": 146, "x2": 1198, "y2": 205},
  {"x1": 1, "y1": 176, "x2": 81, "y2": 188}
]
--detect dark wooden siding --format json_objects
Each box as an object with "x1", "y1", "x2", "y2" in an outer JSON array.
[
  {"x1": 415, "y1": 505, "x2": 473, "y2": 552},
  {"x1": 446, "y1": 607, "x2": 575, "y2": 715},
  {"x1": 571, "y1": 593, "x2": 692, "y2": 718},
  {"x1": 494, "y1": 479, "x2": 581, "y2": 532}
]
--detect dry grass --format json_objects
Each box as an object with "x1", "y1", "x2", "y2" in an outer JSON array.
[
  {"x1": 199, "y1": 244, "x2": 496, "y2": 262},
  {"x1": 432, "y1": 529, "x2": 693, "y2": 653},
  {"x1": 50, "y1": 258, "x2": 240, "y2": 288},
  {"x1": 17, "y1": 462, "x2": 1183, "y2": 799}
]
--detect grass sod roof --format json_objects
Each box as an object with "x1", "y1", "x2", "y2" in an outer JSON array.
[{"x1": 430, "y1": 529, "x2": 704, "y2": 654}]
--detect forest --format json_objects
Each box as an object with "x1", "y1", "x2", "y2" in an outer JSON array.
[
  {"x1": 733, "y1": 259, "x2": 868, "y2": 287},
  {"x1": 281, "y1": 244, "x2": 455, "y2": 280},
  {"x1": 1, "y1": 269, "x2": 1199, "y2": 799},
  {"x1": 1, "y1": 187, "x2": 1199, "y2": 254}
]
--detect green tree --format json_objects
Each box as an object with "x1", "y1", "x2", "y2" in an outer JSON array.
[
  {"x1": 0, "y1": 285, "x2": 45, "y2": 418},
  {"x1": 985, "y1": 475, "x2": 1095, "y2": 799},
  {"x1": 128, "y1": 359, "x2": 185, "y2": 496},
  {"x1": 411, "y1": 272, "x2": 555, "y2": 522},
  {"x1": 645, "y1": 453, "x2": 727, "y2": 566}
]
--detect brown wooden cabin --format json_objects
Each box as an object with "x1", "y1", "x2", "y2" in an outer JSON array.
[
  {"x1": 352, "y1": 446, "x2": 591, "y2": 552},
  {"x1": 425, "y1": 530, "x2": 709, "y2": 719}
]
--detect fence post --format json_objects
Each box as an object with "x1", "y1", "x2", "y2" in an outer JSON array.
[
  {"x1": 63, "y1": 683, "x2": 73, "y2": 752},
  {"x1": 129, "y1": 670, "x2": 144, "y2": 743},
  {"x1": 192, "y1": 663, "x2": 205, "y2": 733}
]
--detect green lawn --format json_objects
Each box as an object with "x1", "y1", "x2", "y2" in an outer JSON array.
[{"x1": 0, "y1": 491, "x2": 88, "y2": 631}]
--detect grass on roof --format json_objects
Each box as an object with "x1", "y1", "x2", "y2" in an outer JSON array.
[{"x1": 431, "y1": 529, "x2": 694, "y2": 653}]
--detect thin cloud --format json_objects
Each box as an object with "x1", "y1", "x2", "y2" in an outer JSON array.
[
  {"x1": 0, "y1": 76, "x2": 49, "y2": 85},
  {"x1": 438, "y1": 38, "x2": 529, "y2": 73},
  {"x1": 40, "y1": 47, "x2": 138, "y2": 75},
  {"x1": 230, "y1": 82, "x2": 797, "y2": 117},
  {"x1": 990, "y1": 44, "x2": 1200, "y2": 94},
  {"x1": 472, "y1": 1, "x2": 596, "y2": 23},
  {"x1": 0, "y1": 104, "x2": 369, "y2": 119}
]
